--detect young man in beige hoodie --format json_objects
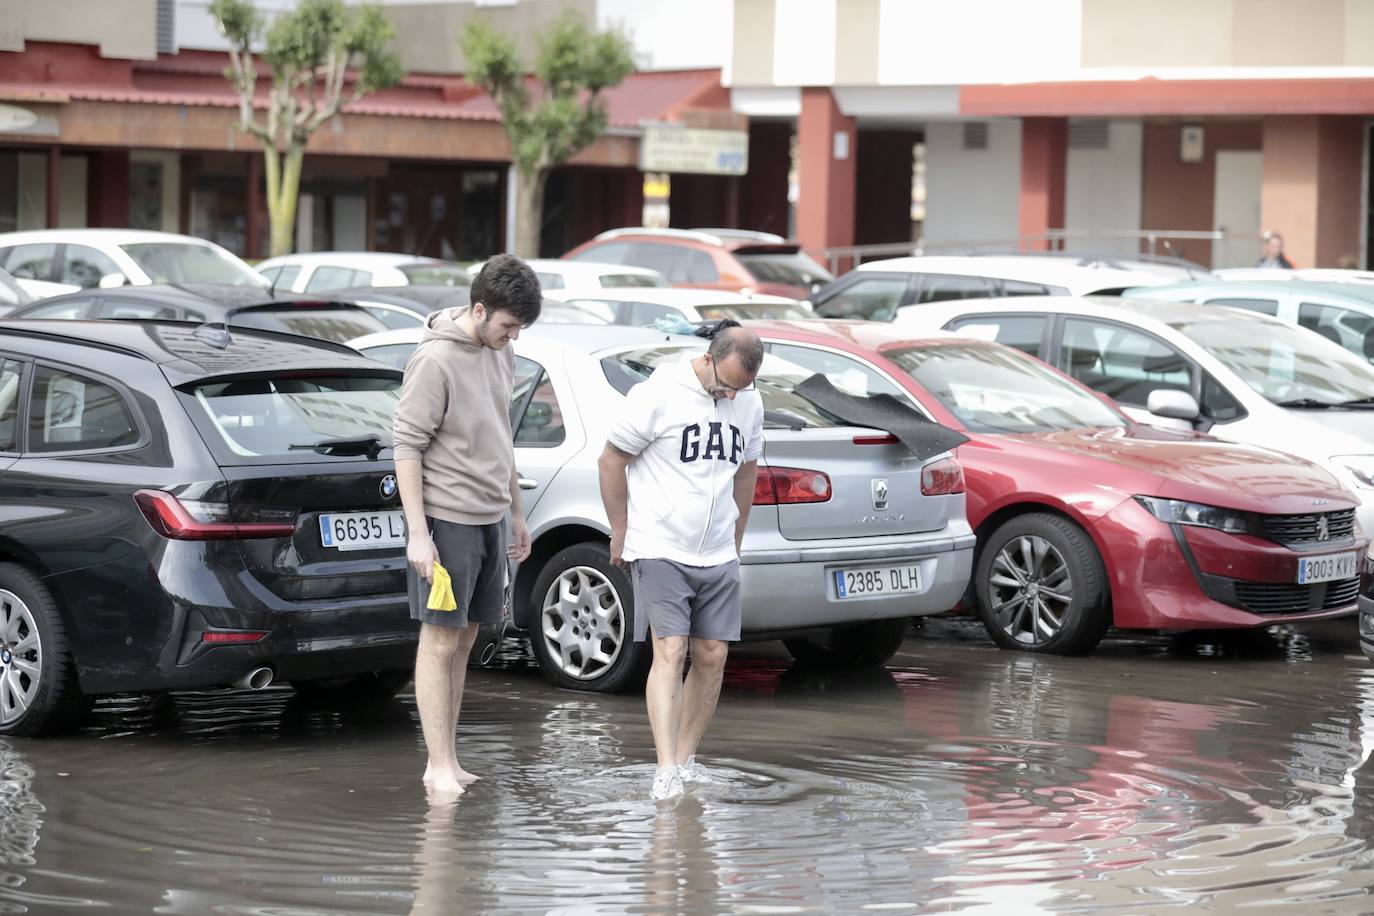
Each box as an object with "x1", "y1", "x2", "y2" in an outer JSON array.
[{"x1": 392, "y1": 254, "x2": 542, "y2": 795}]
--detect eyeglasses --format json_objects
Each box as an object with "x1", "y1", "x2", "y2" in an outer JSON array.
[{"x1": 710, "y1": 361, "x2": 756, "y2": 393}]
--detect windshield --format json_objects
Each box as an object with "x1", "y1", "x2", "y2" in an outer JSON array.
[
  {"x1": 398, "y1": 263, "x2": 470, "y2": 287},
  {"x1": 698, "y1": 302, "x2": 812, "y2": 320},
  {"x1": 735, "y1": 251, "x2": 833, "y2": 288},
  {"x1": 1171, "y1": 314, "x2": 1374, "y2": 405},
  {"x1": 886, "y1": 343, "x2": 1128, "y2": 434},
  {"x1": 188, "y1": 374, "x2": 400, "y2": 460},
  {"x1": 120, "y1": 242, "x2": 267, "y2": 287},
  {"x1": 601, "y1": 347, "x2": 842, "y2": 429}
]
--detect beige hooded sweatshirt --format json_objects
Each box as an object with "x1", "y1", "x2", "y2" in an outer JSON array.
[{"x1": 392, "y1": 307, "x2": 515, "y2": 525}]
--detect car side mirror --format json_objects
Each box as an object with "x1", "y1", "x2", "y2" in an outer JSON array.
[
  {"x1": 99, "y1": 272, "x2": 127, "y2": 289},
  {"x1": 1147, "y1": 389, "x2": 1200, "y2": 422}
]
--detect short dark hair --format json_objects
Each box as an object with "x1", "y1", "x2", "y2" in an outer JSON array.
[
  {"x1": 708, "y1": 327, "x2": 764, "y2": 374},
  {"x1": 471, "y1": 254, "x2": 542, "y2": 325}
]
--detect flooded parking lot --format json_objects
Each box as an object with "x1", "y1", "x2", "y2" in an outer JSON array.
[{"x1": 4, "y1": 619, "x2": 1374, "y2": 914}]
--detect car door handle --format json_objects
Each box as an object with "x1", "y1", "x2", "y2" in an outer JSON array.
[{"x1": 518, "y1": 476, "x2": 539, "y2": 490}]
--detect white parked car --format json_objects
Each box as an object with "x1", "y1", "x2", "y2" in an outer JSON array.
[
  {"x1": 809, "y1": 255, "x2": 1176, "y2": 320},
  {"x1": 0, "y1": 229, "x2": 267, "y2": 290},
  {"x1": 1215, "y1": 268, "x2": 1374, "y2": 285},
  {"x1": 889, "y1": 295, "x2": 1374, "y2": 536},
  {"x1": 543, "y1": 287, "x2": 812, "y2": 326},
  {"x1": 256, "y1": 251, "x2": 470, "y2": 294},
  {"x1": 351, "y1": 323, "x2": 975, "y2": 690}
]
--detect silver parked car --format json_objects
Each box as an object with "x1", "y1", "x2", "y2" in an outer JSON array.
[{"x1": 351, "y1": 324, "x2": 975, "y2": 691}]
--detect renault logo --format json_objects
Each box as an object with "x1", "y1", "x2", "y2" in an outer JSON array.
[
  {"x1": 1317, "y1": 515, "x2": 1330, "y2": 541},
  {"x1": 871, "y1": 478, "x2": 889, "y2": 511},
  {"x1": 380, "y1": 474, "x2": 398, "y2": 500}
]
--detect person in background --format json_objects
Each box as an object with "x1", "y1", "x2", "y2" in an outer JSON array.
[{"x1": 1257, "y1": 230, "x2": 1295, "y2": 269}]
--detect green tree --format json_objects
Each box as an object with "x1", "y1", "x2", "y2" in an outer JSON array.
[
  {"x1": 211, "y1": 0, "x2": 403, "y2": 257},
  {"x1": 461, "y1": 12, "x2": 635, "y2": 258}
]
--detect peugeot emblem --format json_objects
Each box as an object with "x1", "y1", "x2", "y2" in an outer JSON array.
[
  {"x1": 871, "y1": 477, "x2": 889, "y2": 511},
  {"x1": 1317, "y1": 515, "x2": 1330, "y2": 541},
  {"x1": 380, "y1": 474, "x2": 398, "y2": 500}
]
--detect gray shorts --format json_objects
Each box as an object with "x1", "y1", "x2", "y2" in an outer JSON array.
[
  {"x1": 631, "y1": 558, "x2": 742, "y2": 643},
  {"x1": 408, "y1": 517, "x2": 508, "y2": 628}
]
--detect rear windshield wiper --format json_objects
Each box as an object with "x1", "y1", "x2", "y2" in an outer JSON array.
[
  {"x1": 289, "y1": 434, "x2": 386, "y2": 458},
  {"x1": 764, "y1": 409, "x2": 807, "y2": 431}
]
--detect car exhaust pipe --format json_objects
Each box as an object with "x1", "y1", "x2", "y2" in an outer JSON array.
[
  {"x1": 472, "y1": 620, "x2": 510, "y2": 667},
  {"x1": 233, "y1": 667, "x2": 274, "y2": 690}
]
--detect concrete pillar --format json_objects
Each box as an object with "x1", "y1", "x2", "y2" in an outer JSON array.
[
  {"x1": 1261, "y1": 116, "x2": 1364, "y2": 269},
  {"x1": 1019, "y1": 117, "x2": 1067, "y2": 250},
  {"x1": 796, "y1": 88, "x2": 855, "y2": 262}
]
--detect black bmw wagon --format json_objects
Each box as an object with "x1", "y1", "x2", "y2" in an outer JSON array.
[{"x1": 0, "y1": 319, "x2": 415, "y2": 735}]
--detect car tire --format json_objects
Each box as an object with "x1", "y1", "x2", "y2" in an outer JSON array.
[
  {"x1": 974, "y1": 513, "x2": 1109, "y2": 654},
  {"x1": 0, "y1": 563, "x2": 87, "y2": 737},
  {"x1": 783, "y1": 617, "x2": 912, "y2": 668},
  {"x1": 292, "y1": 669, "x2": 413, "y2": 701},
  {"x1": 528, "y1": 542, "x2": 649, "y2": 693}
]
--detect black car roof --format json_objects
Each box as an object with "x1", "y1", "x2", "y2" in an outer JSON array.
[
  {"x1": 0, "y1": 319, "x2": 396, "y2": 386},
  {"x1": 6, "y1": 283, "x2": 377, "y2": 316}
]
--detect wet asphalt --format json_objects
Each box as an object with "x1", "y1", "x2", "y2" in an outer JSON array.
[{"x1": 4, "y1": 617, "x2": 1374, "y2": 914}]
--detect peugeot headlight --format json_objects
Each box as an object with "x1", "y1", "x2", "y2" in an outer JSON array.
[
  {"x1": 1332, "y1": 455, "x2": 1374, "y2": 490},
  {"x1": 1135, "y1": 496, "x2": 1252, "y2": 535}
]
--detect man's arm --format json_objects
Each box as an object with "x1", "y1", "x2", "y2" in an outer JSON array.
[
  {"x1": 597, "y1": 443, "x2": 636, "y2": 566},
  {"x1": 397, "y1": 457, "x2": 437, "y2": 580},
  {"x1": 732, "y1": 459, "x2": 759, "y2": 558},
  {"x1": 507, "y1": 465, "x2": 531, "y2": 562}
]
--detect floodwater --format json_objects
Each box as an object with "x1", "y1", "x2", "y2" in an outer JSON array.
[{"x1": 4, "y1": 619, "x2": 1374, "y2": 914}]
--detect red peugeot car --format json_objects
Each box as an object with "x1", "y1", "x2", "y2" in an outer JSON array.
[{"x1": 748, "y1": 320, "x2": 1367, "y2": 654}]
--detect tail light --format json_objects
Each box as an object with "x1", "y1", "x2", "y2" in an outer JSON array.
[
  {"x1": 134, "y1": 490, "x2": 296, "y2": 540},
  {"x1": 201, "y1": 630, "x2": 268, "y2": 645},
  {"x1": 753, "y1": 466, "x2": 832, "y2": 505},
  {"x1": 920, "y1": 457, "x2": 965, "y2": 496}
]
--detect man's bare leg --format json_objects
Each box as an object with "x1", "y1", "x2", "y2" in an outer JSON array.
[
  {"x1": 646, "y1": 635, "x2": 689, "y2": 766},
  {"x1": 448, "y1": 623, "x2": 481, "y2": 784},
  {"x1": 674, "y1": 638, "x2": 728, "y2": 765},
  {"x1": 415, "y1": 622, "x2": 477, "y2": 793}
]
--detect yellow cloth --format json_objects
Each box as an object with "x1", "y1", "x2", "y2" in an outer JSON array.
[{"x1": 427, "y1": 561, "x2": 457, "y2": 611}]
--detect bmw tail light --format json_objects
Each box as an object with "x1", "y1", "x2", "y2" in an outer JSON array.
[
  {"x1": 753, "y1": 467, "x2": 832, "y2": 505},
  {"x1": 135, "y1": 490, "x2": 296, "y2": 540},
  {"x1": 920, "y1": 458, "x2": 965, "y2": 496}
]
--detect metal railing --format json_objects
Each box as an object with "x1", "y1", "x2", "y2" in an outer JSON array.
[{"x1": 820, "y1": 228, "x2": 1243, "y2": 275}]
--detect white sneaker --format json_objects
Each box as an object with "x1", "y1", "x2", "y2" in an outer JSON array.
[
  {"x1": 651, "y1": 766, "x2": 684, "y2": 801},
  {"x1": 677, "y1": 756, "x2": 715, "y2": 785}
]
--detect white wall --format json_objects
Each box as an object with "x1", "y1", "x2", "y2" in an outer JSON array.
[
  {"x1": 1063, "y1": 119, "x2": 1143, "y2": 256},
  {"x1": 130, "y1": 150, "x2": 181, "y2": 233},
  {"x1": 597, "y1": 0, "x2": 731, "y2": 70},
  {"x1": 921, "y1": 120, "x2": 1021, "y2": 247}
]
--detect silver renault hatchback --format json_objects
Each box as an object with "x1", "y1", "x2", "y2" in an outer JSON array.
[{"x1": 352, "y1": 323, "x2": 975, "y2": 692}]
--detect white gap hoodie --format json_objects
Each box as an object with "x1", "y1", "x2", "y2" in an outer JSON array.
[{"x1": 608, "y1": 356, "x2": 764, "y2": 567}]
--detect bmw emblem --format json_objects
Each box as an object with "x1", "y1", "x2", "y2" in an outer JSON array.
[
  {"x1": 0, "y1": 649, "x2": 11, "y2": 666},
  {"x1": 380, "y1": 474, "x2": 398, "y2": 500}
]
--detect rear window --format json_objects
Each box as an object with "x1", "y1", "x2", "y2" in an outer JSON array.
[
  {"x1": 399, "y1": 263, "x2": 470, "y2": 287},
  {"x1": 601, "y1": 273, "x2": 667, "y2": 289},
  {"x1": 601, "y1": 347, "x2": 841, "y2": 429},
  {"x1": 734, "y1": 251, "x2": 833, "y2": 289},
  {"x1": 185, "y1": 374, "x2": 400, "y2": 461},
  {"x1": 231, "y1": 308, "x2": 389, "y2": 344},
  {"x1": 120, "y1": 242, "x2": 266, "y2": 287},
  {"x1": 697, "y1": 302, "x2": 812, "y2": 321}
]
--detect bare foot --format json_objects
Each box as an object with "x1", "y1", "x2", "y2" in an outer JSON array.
[
  {"x1": 454, "y1": 766, "x2": 481, "y2": 785},
  {"x1": 423, "y1": 765, "x2": 467, "y2": 795}
]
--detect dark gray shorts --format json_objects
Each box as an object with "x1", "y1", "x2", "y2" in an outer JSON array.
[
  {"x1": 631, "y1": 558, "x2": 742, "y2": 643},
  {"x1": 408, "y1": 517, "x2": 507, "y2": 628}
]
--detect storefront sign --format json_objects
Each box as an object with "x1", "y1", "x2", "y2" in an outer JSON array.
[
  {"x1": 0, "y1": 105, "x2": 38, "y2": 133},
  {"x1": 639, "y1": 126, "x2": 749, "y2": 176}
]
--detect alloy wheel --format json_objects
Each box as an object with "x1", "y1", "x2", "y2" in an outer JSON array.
[
  {"x1": 540, "y1": 565, "x2": 626, "y2": 681},
  {"x1": 987, "y1": 536, "x2": 1073, "y2": 645},
  {"x1": 0, "y1": 589, "x2": 42, "y2": 725}
]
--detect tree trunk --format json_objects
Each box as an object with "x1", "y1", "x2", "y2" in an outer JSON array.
[
  {"x1": 513, "y1": 167, "x2": 549, "y2": 259},
  {"x1": 266, "y1": 144, "x2": 306, "y2": 258}
]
